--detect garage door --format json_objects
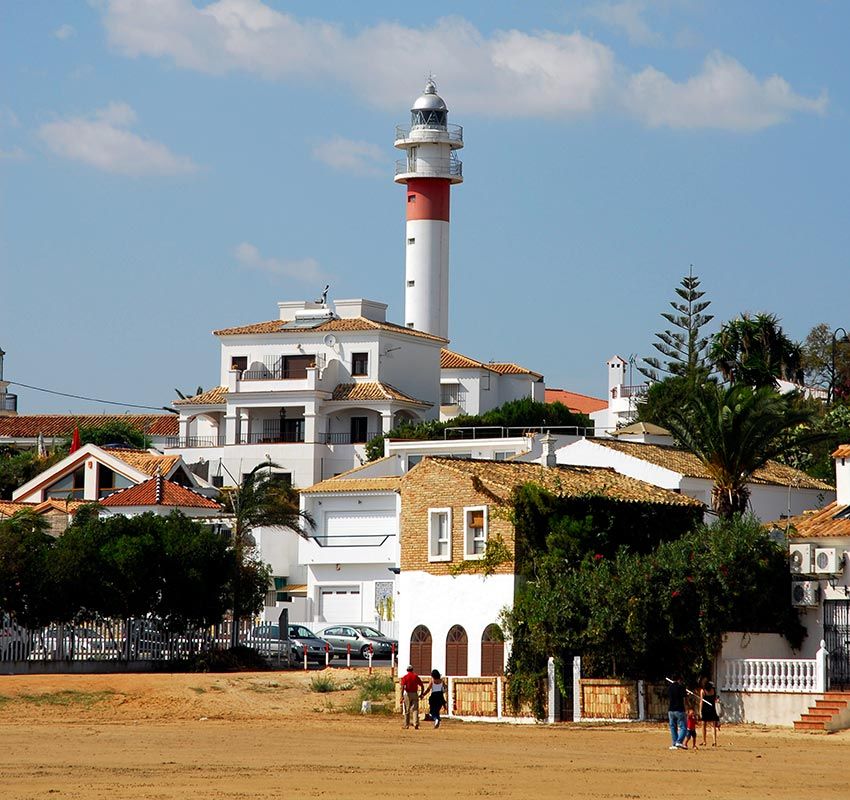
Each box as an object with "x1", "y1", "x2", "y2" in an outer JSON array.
[
  {"x1": 320, "y1": 588, "x2": 361, "y2": 622},
  {"x1": 323, "y1": 511, "x2": 395, "y2": 546}
]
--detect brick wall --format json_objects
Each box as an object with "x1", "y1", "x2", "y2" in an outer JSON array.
[
  {"x1": 580, "y1": 678, "x2": 639, "y2": 719},
  {"x1": 399, "y1": 460, "x2": 516, "y2": 576}
]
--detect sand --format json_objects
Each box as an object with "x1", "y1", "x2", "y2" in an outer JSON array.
[{"x1": 0, "y1": 670, "x2": 845, "y2": 799}]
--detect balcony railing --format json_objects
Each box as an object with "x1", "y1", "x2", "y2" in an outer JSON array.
[
  {"x1": 395, "y1": 123, "x2": 463, "y2": 144},
  {"x1": 1, "y1": 393, "x2": 17, "y2": 413},
  {"x1": 164, "y1": 436, "x2": 226, "y2": 449},
  {"x1": 613, "y1": 384, "x2": 649, "y2": 399},
  {"x1": 318, "y1": 431, "x2": 379, "y2": 445},
  {"x1": 241, "y1": 368, "x2": 309, "y2": 381},
  {"x1": 238, "y1": 431, "x2": 305, "y2": 445},
  {"x1": 395, "y1": 157, "x2": 462, "y2": 179},
  {"x1": 438, "y1": 425, "x2": 596, "y2": 441}
]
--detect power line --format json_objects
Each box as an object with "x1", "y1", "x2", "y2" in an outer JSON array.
[{"x1": 7, "y1": 379, "x2": 179, "y2": 414}]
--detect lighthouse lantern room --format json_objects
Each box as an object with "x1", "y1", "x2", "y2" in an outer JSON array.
[{"x1": 394, "y1": 79, "x2": 463, "y2": 341}]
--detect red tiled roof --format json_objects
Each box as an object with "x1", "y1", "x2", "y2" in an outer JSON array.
[
  {"x1": 213, "y1": 316, "x2": 447, "y2": 343},
  {"x1": 173, "y1": 387, "x2": 228, "y2": 406},
  {"x1": 0, "y1": 414, "x2": 178, "y2": 438},
  {"x1": 487, "y1": 362, "x2": 543, "y2": 378},
  {"x1": 330, "y1": 382, "x2": 431, "y2": 406},
  {"x1": 545, "y1": 388, "x2": 607, "y2": 415},
  {"x1": 0, "y1": 499, "x2": 90, "y2": 517},
  {"x1": 833, "y1": 445, "x2": 850, "y2": 459},
  {"x1": 100, "y1": 476, "x2": 220, "y2": 509},
  {"x1": 786, "y1": 502, "x2": 850, "y2": 539},
  {"x1": 440, "y1": 348, "x2": 542, "y2": 378}
]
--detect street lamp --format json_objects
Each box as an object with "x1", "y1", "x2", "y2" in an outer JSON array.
[{"x1": 830, "y1": 327, "x2": 848, "y2": 404}]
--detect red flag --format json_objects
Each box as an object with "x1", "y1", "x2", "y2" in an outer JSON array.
[{"x1": 69, "y1": 426, "x2": 81, "y2": 453}]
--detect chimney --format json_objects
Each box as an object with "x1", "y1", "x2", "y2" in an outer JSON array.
[
  {"x1": 540, "y1": 433, "x2": 557, "y2": 468},
  {"x1": 836, "y1": 447, "x2": 850, "y2": 506}
]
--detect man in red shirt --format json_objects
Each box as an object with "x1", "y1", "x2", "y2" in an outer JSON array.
[{"x1": 400, "y1": 664, "x2": 425, "y2": 729}]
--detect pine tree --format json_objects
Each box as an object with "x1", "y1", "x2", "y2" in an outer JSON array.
[{"x1": 638, "y1": 268, "x2": 713, "y2": 385}]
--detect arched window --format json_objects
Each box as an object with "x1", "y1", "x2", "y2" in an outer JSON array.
[
  {"x1": 445, "y1": 625, "x2": 468, "y2": 676},
  {"x1": 409, "y1": 625, "x2": 432, "y2": 676},
  {"x1": 481, "y1": 624, "x2": 505, "y2": 677}
]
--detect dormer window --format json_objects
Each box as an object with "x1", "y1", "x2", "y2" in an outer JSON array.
[{"x1": 352, "y1": 352, "x2": 368, "y2": 377}]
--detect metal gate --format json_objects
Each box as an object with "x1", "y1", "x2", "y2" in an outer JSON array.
[{"x1": 824, "y1": 600, "x2": 850, "y2": 689}]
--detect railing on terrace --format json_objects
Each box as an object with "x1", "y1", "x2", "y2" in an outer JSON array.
[
  {"x1": 721, "y1": 644, "x2": 827, "y2": 693},
  {"x1": 318, "y1": 431, "x2": 379, "y2": 445},
  {"x1": 438, "y1": 425, "x2": 596, "y2": 441},
  {"x1": 0, "y1": 393, "x2": 17, "y2": 413},
  {"x1": 614, "y1": 384, "x2": 649, "y2": 399},
  {"x1": 395, "y1": 157, "x2": 463, "y2": 179},
  {"x1": 240, "y1": 367, "x2": 310, "y2": 381},
  {"x1": 164, "y1": 435, "x2": 226, "y2": 449},
  {"x1": 394, "y1": 123, "x2": 463, "y2": 144},
  {"x1": 238, "y1": 431, "x2": 306, "y2": 445}
]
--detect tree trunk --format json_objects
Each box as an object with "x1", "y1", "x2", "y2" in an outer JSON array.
[{"x1": 711, "y1": 484, "x2": 750, "y2": 519}]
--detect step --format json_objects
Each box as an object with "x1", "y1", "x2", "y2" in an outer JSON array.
[
  {"x1": 800, "y1": 712, "x2": 833, "y2": 723},
  {"x1": 793, "y1": 720, "x2": 827, "y2": 731},
  {"x1": 813, "y1": 701, "x2": 847, "y2": 712}
]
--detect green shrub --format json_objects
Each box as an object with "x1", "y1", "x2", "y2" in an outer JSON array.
[{"x1": 309, "y1": 673, "x2": 338, "y2": 693}]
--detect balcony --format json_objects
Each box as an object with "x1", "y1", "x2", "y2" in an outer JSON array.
[
  {"x1": 613, "y1": 384, "x2": 649, "y2": 399},
  {"x1": 394, "y1": 123, "x2": 463, "y2": 147},
  {"x1": 394, "y1": 156, "x2": 463, "y2": 182},
  {"x1": 317, "y1": 431, "x2": 379, "y2": 445},
  {"x1": 0, "y1": 393, "x2": 17, "y2": 413},
  {"x1": 238, "y1": 431, "x2": 305, "y2": 445},
  {"x1": 241, "y1": 367, "x2": 309, "y2": 381},
  {"x1": 164, "y1": 436, "x2": 226, "y2": 449}
]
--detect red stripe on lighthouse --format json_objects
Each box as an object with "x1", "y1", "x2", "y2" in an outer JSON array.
[{"x1": 405, "y1": 179, "x2": 450, "y2": 222}]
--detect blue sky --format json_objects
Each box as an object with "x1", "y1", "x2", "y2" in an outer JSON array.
[{"x1": 1, "y1": 1, "x2": 847, "y2": 413}]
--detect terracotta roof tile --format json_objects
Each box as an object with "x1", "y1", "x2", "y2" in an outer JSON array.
[
  {"x1": 832, "y1": 445, "x2": 850, "y2": 459},
  {"x1": 440, "y1": 348, "x2": 542, "y2": 378},
  {"x1": 213, "y1": 317, "x2": 447, "y2": 343},
  {"x1": 412, "y1": 457, "x2": 702, "y2": 507},
  {"x1": 173, "y1": 386, "x2": 228, "y2": 406},
  {"x1": 545, "y1": 388, "x2": 607, "y2": 415},
  {"x1": 301, "y1": 476, "x2": 402, "y2": 494},
  {"x1": 0, "y1": 414, "x2": 178, "y2": 438},
  {"x1": 0, "y1": 500, "x2": 29, "y2": 517},
  {"x1": 487, "y1": 362, "x2": 543, "y2": 378},
  {"x1": 330, "y1": 382, "x2": 431, "y2": 406},
  {"x1": 593, "y1": 439, "x2": 833, "y2": 491},
  {"x1": 0, "y1": 499, "x2": 90, "y2": 517},
  {"x1": 104, "y1": 449, "x2": 183, "y2": 477},
  {"x1": 100, "y1": 476, "x2": 221, "y2": 509},
  {"x1": 785, "y1": 502, "x2": 850, "y2": 539}
]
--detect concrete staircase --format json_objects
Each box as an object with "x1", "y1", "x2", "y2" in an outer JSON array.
[{"x1": 794, "y1": 691, "x2": 850, "y2": 732}]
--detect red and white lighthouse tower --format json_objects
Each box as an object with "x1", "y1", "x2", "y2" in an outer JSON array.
[{"x1": 394, "y1": 79, "x2": 463, "y2": 340}]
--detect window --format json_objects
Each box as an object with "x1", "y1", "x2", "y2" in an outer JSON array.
[
  {"x1": 409, "y1": 625, "x2": 432, "y2": 676},
  {"x1": 406, "y1": 323, "x2": 414, "y2": 328},
  {"x1": 407, "y1": 280, "x2": 415, "y2": 287},
  {"x1": 45, "y1": 466, "x2": 86, "y2": 500},
  {"x1": 407, "y1": 194, "x2": 416, "y2": 203},
  {"x1": 350, "y1": 416, "x2": 369, "y2": 444},
  {"x1": 440, "y1": 383, "x2": 461, "y2": 405},
  {"x1": 407, "y1": 455, "x2": 423, "y2": 470},
  {"x1": 97, "y1": 465, "x2": 133, "y2": 499},
  {"x1": 481, "y1": 624, "x2": 505, "y2": 676},
  {"x1": 407, "y1": 237, "x2": 415, "y2": 245},
  {"x1": 428, "y1": 508, "x2": 451, "y2": 562},
  {"x1": 231, "y1": 356, "x2": 247, "y2": 371},
  {"x1": 464, "y1": 506, "x2": 488, "y2": 559},
  {"x1": 494, "y1": 451, "x2": 515, "y2": 461},
  {"x1": 351, "y1": 352, "x2": 368, "y2": 376}
]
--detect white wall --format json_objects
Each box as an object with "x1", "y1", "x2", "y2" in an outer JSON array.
[
  {"x1": 397, "y1": 571, "x2": 514, "y2": 676},
  {"x1": 377, "y1": 334, "x2": 441, "y2": 415},
  {"x1": 386, "y1": 436, "x2": 533, "y2": 468},
  {"x1": 305, "y1": 563, "x2": 397, "y2": 628}
]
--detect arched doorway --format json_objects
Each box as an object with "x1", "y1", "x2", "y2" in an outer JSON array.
[
  {"x1": 481, "y1": 624, "x2": 505, "y2": 676},
  {"x1": 445, "y1": 625, "x2": 468, "y2": 676},
  {"x1": 409, "y1": 625, "x2": 432, "y2": 675}
]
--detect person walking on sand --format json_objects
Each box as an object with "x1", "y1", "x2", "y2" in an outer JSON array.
[
  {"x1": 400, "y1": 665, "x2": 424, "y2": 730},
  {"x1": 667, "y1": 674, "x2": 687, "y2": 750},
  {"x1": 699, "y1": 678, "x2": 720, "y2": 747},
  {"x1": 423, "y1": 669, "x2": 448, "y2": 728},
  {"x1": 685, "y1": 706, "x2": 698, "y2": 750}
]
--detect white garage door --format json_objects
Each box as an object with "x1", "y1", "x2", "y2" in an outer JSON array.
[
  {"x1": 320, "y1": 588, "x2": 361, "y2": 622},
  {"x1": 323, "y1": 511, "x2": 395, "y2": 546}
]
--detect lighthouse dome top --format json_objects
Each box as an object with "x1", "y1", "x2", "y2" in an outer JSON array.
[{"x1": 411, "y1": 79, "x2": 447, "y2": 112}]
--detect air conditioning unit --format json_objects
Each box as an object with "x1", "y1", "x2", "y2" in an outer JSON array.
[
  {"x1": 814, "y1": 547, "x2": 843, "y2": 575},
  {"x1": 791, "y1": 580, "x2": 819, "y2": 607},
  {"x1": 789, "y1": 543, "x2": 814, "y2": 575}
]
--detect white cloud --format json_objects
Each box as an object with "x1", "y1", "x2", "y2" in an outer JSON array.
[
  {"x1": 100, "y1": 0, "x2": 826, "y2": 131},
  {"x1": 53, "y1": 24, "x2": 76, "y2": 40},
  {"x1": 234, "y1": 242, "x2": 327, "y2": 284},
  {"x1": 312, "y1": 137, "x2": 385, "y2": 176},
  {"x1": 585, "y1": 1, "x2": 662, "y2": 46},
  {"x1": 38, "y1": 102, "x2": 198, "y2": 175},
  {"x1": 626, "y1": 51, "x2": 829, "y2": 131}
]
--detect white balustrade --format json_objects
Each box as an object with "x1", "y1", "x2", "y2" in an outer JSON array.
[{"x1": 722, "y1": 656, "x2": 817, "y2": 693}]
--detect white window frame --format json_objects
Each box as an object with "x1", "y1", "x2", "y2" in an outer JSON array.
[
  {"x1": 428, "y1": 508, "x2": 452, "y2": 562},
  {"x1": 464, "y1": 505, "x2": 488, "y2": 560}
]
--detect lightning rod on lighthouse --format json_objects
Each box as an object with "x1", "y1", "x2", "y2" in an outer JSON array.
[{"x1": 394, "y1": 79, "x2": 463, "y2": 340}]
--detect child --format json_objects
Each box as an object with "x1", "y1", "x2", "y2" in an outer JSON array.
[{"x1": 685, "y1": 707, "x2": 698, "y2": 750}]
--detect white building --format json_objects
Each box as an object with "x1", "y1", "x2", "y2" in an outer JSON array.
[{"x1": 589, "y1": 355, "x2": 648, "y2": 433}]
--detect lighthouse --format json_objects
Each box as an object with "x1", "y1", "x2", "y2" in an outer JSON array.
[{"x1": 394, "y1": 79, "x2": 463, "y2": 340}]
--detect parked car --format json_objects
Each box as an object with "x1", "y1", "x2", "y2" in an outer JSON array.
[
  {"x1": 246, "y1": 624, "x2": 333, "y2": 664},
  {"x1": 314, "y1": 624, "x2": 397, "y2": 660}
]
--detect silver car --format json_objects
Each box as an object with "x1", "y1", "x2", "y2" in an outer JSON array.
[{"x1": 314, "y1": 624, "x2": 397, "y2": 660}]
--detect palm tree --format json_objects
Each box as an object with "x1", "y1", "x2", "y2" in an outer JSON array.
[
  {"x1": 219, "y1": 463, "x2": 314, "y2": 646},
  {"x1": 664, "y1": 383, "x2": 820, "y2": 518},
  {"x1": 709, "y1": 313, "x2": 803, "y2": 389}
]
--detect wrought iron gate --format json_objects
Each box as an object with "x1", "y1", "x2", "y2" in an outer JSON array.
[{"x1": 824, "y1": 600, "x2": 850, "y2": 689}]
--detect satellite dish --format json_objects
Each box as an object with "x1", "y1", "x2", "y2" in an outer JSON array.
[{"x1": 323, "y1": 334, "x2": 337, "y2": 347}]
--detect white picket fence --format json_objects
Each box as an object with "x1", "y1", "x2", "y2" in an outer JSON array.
[{"x1": 720, "y1": 641, "x2": 828, "y2": 694}]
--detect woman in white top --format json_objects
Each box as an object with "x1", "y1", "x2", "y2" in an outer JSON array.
[{"x1": 423, "y1": 669, "x2": 447, "y2": 728}]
